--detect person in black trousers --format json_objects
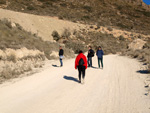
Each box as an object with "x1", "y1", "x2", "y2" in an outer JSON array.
[
  {"x1": 87, "y1": 46, "x2": 94, "y2": 67},
  {"x1": 59, "y1": 46, "x2": 64, "y2": 67},
  {"x1": 75, "y1": 51, "x2": 87, "y2": 84}
]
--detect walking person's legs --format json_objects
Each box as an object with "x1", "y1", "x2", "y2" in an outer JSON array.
[
  {"x1": 81, "y1": 66, "x2": 85, "y2": 84},
  {"x1": 88, "y1": 57, "x2": 90, "y2": 67},
  {"x1": 78, "y1": 66, "x2": 82, "y2": 83},
  {"x1": 60, "y1": 58, "x2": 63, "y2": 66},
  {"x1": 89, "y1": 57, "x2": 92, "y2": 67},
  {"x1": 100, "y1": 58, "x2": 103, "y2": 68},
  {"x1": 98, "y1": 58, "x2": 100, "y2": 68}
]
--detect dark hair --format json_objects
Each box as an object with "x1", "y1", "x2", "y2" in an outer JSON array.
[
  {"x1": 79, "y1": 50, "x2": 83, "y2": 53},
  {"x1": 98, "y1": 46, "x2": 101, "y2": 48},
  {"x1": 89, "y1": 46, "x2": 92, "y2": 48}
]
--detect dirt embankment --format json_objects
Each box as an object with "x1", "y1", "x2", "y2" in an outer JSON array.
[
  {"x1": 0, "y1": 8, "x2": 87, "y2": 41},
  {"x1": 0, "y1": 18, "x2": 74, "y2": 83}
]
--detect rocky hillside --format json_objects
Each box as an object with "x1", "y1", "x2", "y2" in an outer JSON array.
[{"x1": 0, "y1": 0, "x2": 150, "y2": 35}]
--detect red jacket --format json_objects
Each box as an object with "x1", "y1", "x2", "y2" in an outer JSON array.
[{"x1": 75, "y1": 53, "x2": 87, "y2": 69}]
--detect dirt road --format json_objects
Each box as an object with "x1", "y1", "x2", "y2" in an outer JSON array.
[{"x1": 0, "y1": 55, "x2": 149, "y2": 113}]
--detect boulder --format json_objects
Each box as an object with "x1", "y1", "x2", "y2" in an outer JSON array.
[{"x1": 128, "y1": 39, "x2": 146, "y2": 50}]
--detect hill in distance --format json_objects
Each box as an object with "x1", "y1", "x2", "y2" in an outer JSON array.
[{"x1": 0, "y1": 0, "x2": 150, "y2": 35}]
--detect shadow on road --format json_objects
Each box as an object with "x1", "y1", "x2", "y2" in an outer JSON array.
[
  {"x1": 91, "y1": 66, "x2": 97, "y2": 69},
  {"x1": 52, "y1": 64, "x2": 59, "y2": 67},
  {"x1": 91, "y1": 66, "x2": 100, "y2": 69},
  {"x1": 63, "y1": 75, "x2": 79, "y2": 83},
  {"x1": 136, "y1": 70, "x2": 150, "y2": 74}
]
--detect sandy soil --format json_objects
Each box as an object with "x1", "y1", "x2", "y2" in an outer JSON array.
[
  {"x1": 0, "y1": 55, "x2": 149, "y2": 113},
  {"x1": 0, "y1": 8, "x2": 86, "y2": 41}
]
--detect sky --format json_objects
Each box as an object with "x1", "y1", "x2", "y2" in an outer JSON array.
[{"x1": 143, "y1": 0, "x2": 150, "y2": 5}]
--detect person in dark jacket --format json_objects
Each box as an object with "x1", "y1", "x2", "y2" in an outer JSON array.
[
  {"x1": 96, "y1": 46, "x2": 104, "y2": 68},
  {"x1": 75, "y1": 50, "x2": 87, "y2": 84},
  {"x1": 59, "y1": 46, "x2": 64, "y2": 67},
  {"x1": 87, "y1": 46, "x2": 94, "y2": 67}
]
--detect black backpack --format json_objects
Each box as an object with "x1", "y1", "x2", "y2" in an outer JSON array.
[
  {"x1": 91, "y1": 50, "x2": 95, "y2": 57},
  {"x1": 79, "y1": 58, "x2": 85, "y2": 66}
]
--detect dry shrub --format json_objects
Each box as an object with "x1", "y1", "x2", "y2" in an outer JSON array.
[
  {"x1": 0, "y1": 58, "x2": 45, "y2": 83},
  {"x1": 84, "y1": 31, "x2": 129, "y2": 55},
  {"x1": 7, "y1": 54, "x2": 17, "y2": 63},
  {"x1": 65, "y1": 41, "x2": 86, "y2": 54},
  {"x1": 1, "y1": 67, "x2": 12, "y2": 79},
  {"x1": 107, "y1": 27, "x2": 113, "y2": 31},
  {"x1": 61, "y1": 29, "x2": 71, "y2": 38},
  {"x1": 1, "y1": 19, "x2": 12, "y2": 29},
  {"x1": 52, "y1": 30, "x2": 60, "y2": 41},
  {"x1": 0, "y1": 0, "x2": 6, "y2": 4}
]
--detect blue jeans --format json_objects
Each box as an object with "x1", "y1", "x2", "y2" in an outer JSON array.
[
  {"x1": 88, "y1": 57, "x2": 92, "y2": 67},
  {"x1": 60, "y1": 58, "x2": 63, "y2": 66}
]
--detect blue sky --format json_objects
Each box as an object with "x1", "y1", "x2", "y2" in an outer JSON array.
[{"x1": 143, "y1": 0, "x2": 150, "y2": 5}]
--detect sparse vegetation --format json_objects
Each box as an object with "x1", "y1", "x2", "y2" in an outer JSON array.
[
  {"x1": 61, "y1": 29, "x2": 71, "y2": 39},
  {"x1": 3, "y1": 0, "x2": 150, "y2": 34},
  {"x1": 27, "y1": 6, "x2": 35, "y2": 10},
  {"x1": 0, "y1": 19, "x2": 74, "y2": 60},
  {"x1": 73, "y1": 30, "x2": 129, "y2": 55},
  {"x1": 0, "y1": 0, "x2": 6, "y2": 4},
  {"x1": 65, "y1": 41, "x2": 86, "y2": 54}
]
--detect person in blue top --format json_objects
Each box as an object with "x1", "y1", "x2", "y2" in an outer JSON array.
[{"x1": 96, "y1": 46, "x2": 104, "y2": 69}]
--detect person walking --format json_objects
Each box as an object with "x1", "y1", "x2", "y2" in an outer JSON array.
[
  {"x1": 59, "y1": 46, "x2": 64, "y2": 67},
  {"x1": 87, "y1": 46, "x2": 94, "y2": 67},
  {"x1": 96, "y1": 46, "x2": 104, "y2": 69},
  {"x1": 75, "y1": 50, "x2": 87, "y2": 84}
]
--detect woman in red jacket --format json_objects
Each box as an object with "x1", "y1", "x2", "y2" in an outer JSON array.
[{"x1": 75, "y1": 50, "x2": 87, "y2": 84}]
